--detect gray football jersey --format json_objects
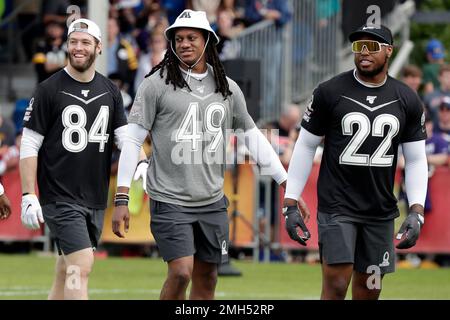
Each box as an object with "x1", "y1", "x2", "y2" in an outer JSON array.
[{"x1": 128, "y1": 65, "x2": 255, "y2": 206}]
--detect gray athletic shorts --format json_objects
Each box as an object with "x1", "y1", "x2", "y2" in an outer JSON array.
[
  {"x1": 317, "y1": 211, "x2": 395, "y2": 274},
  {"x1": 150, "y1": 196, "x2": 229, "y2": 264},
  {"x1": 42, "y1": 202, "x2": 105, "y2": 256}
]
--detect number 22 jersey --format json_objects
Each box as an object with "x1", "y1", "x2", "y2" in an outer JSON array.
[
  {"x1": 23, "y1": 69, "x2": 127, "y2": 209},
  {"x1": 301, "y1": 70, "x2": 426, "y2": 220}
]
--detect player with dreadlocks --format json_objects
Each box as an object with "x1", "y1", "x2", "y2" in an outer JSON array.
[
  {"x1": 147, "y1": 24, "x2": 231, "y2": 99},
  {"x1": 112, "y1": 9, "x2": 310, "y2": 300}
]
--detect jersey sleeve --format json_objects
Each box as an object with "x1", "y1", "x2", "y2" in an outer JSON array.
[
  {"x1": 127, "y1": 79, "x2": 158, "y2": 131},
  {"x1": 111, "y1": 83, "x2": 128, "y2": 129},
  {"x1": 300, "y1": 85, "x2": 329, "y2": 136},
  {"x1": 401, "y1": 92, "x2": 427, "y2": 143},
  {"x1": 22, "y1": 84, "x2": 54, "y2": 136},
  {"x1": 230, "y1": 82, "x2": 255, "y2": 131}
]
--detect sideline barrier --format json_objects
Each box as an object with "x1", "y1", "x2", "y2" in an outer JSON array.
[
  {"x1": 0, "y1": 168, "x2": 43, "y2": 240},
  {"x1": 2, "y1": 164, "x2": 449, "y2": 254},
  {"x1": 400, "y1": 167, "x2": 450, "y2": 253}
]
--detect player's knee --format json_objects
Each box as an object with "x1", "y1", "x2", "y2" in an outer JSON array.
[
  {"x1": 170, "y1": 269, "x2": 192, "y2": 288},
  {"x1": 326, "y1": 277, "x2": 350, "y2": 299},
  {"x1": 201, "y1": 269, "x2": 218, "y2": 289}
]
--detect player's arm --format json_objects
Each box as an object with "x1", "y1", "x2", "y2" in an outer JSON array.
[
  {"x1": 284, "y1": 128, "x2": 322, "y2": 205},
  {"x1": 239, "y1": 126, "x2": 287, "y2": 185},
  {"x1": 282, "y1": 128, "x2": 323, "y2": 245},
  {"x1": 112, "y1": 123, "x2": 148, "y2": 238},
  {"x1": 19, "y1": 128, "x2": 45, "y2": 229},
  {"x1": 239, "y1": 127, "x2": 312, "y2": 220},
  {"x1": 0, "y1": 182, "x2": 11, "y2": 220},
  {"x1": 114, "y1": 125, "x2": 148, "y2": 190},
  {"x1": 396, "y1": 140, "x2": 428, "y2": 249}
]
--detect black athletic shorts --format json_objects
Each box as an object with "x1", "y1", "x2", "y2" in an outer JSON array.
[
  {"x1": 150, "y1": 196, "x2": 229, "y2": 264},
  {"x1": 42, "y1": 202, "x2": 105, "y2": 256},
  {"x1": 317, "y1": 211, "x2": 395, "y2": 274}
]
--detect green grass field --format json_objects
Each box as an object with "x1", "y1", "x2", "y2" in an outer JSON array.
[{"x1": 0, "y1": 253, "x2": 449, "y2": 300}]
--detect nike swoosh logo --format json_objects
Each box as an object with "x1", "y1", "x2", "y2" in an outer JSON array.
[
  {"x1": 61, "y1": 91, "x2": 109, "y2": 105},
  {"x1": 341, "y1": 95, "x2": 399, "y2": 112}
]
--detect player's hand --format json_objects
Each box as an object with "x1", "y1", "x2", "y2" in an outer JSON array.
[
  {"x1": 133, "y1": 160, "x2": 148, "y2": 192},
  {"x1": 112, "y1": 205, "x2": 130, "y2": 238},
  {"x1": 0, "y1": 194, "x2": 12, "y2": 220},
  {"x1": 21, "y1": 194, "x2": 44, "y2": 229},
  {"x1": 283, "y1": 205, "x2": 310, "y2": 246},
  {"x1": 297, "y1": 197, "x2": 311, "y2": 223},
  {"x1": 396, "y1": 211, "x2": 424, "y2": 249}
]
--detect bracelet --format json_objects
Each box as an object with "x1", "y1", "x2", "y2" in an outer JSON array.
[
  {"x1": 114, "y1": 200, "x2": 129, "y2": 207},
  {"x1": 115, "y1": 193, "x2": 130, "y2": 199}
]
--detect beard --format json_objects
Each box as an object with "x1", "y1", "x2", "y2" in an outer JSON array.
[
  {"x1": 69, "y1": 50, "x2": 96, "y2": 72},
  {"x1": 356, "y1": 55, "x2": 388, "y2": 78}
]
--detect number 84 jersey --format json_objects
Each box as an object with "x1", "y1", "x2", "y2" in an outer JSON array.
[
  {"x1": 23, "y1": 69, "x2": 127, "y2": 209},
  {"x1": 301, "y1": 70, "x2": 426, "y2": 220}
]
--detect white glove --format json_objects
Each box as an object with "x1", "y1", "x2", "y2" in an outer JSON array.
[
  {"x1": 133, "y1": 160, "x2": 148, "y2": 193},
  {"x1": 21, "y1": 194, "x2": 44, "y2": 229}
]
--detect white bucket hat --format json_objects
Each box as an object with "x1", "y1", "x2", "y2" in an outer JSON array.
[
  {"x1": 68, "y1": 18, "x2": 102, "y2": 43},
  {"x1": 164, "y1": 9, "x2": 220, "y2": 44}
]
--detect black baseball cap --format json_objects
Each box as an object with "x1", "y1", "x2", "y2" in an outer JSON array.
[{"x1": 349, "y1": 24, "x2": 393, "y2": 45}]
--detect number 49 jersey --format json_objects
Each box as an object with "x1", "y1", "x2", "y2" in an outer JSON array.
[
  {"x1": 24, "y1": 69, "x2": 127, "y2": 209},
  {"x1": 301, "y1": 70, "x2": 426, "y2": 220}
]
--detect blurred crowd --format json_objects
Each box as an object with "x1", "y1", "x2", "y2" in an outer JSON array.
[{"x1": 21, "y1": 0, "x2": 293, "y2": 99}]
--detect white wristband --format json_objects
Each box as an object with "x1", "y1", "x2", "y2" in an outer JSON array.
[{"x1": 0, "y1": 183, "x2": 4, "y2": 196}]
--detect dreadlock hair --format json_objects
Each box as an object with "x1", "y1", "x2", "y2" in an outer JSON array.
[{"x1": 145, "y1": 31, "x2": 232, "y2": 100}]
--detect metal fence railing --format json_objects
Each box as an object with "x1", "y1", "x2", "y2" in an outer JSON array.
[
  {"x1": 227, "y1": 20, "x2": 286, "y2": 122},
  {"x1": 230, "y1": 0, "x2": 415, "y2": 124},
  {"x1": 229, "y1": 0, "x2": 342, "y2": 123}
]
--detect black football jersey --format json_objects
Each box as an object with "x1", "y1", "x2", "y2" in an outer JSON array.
[
  {"x1": 23, "y1": 69, "x2": 127, "y2": 209},
  {"x1": 301, "y1": 70, "x2": 426, "y2": 220}
]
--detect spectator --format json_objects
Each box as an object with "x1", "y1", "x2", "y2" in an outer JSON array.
[
  {"x1": 280, "y1": 125, "x2": 323, "y2": 167},
  {"x1": 268, "y1": 104, "x2": 301, "y2": 137},
  {"x1": 422, "y1": 39, "x2": 446, "y2": 95},
  {"x1": 187, "y1": 0, "x2": 221, "y2": 26},
  {"x1": 0, "y1": 180, "x2": 11, "y2": 220},
  {"x1": 216, "y1": 8, "x2": 243, "y2": 60},
  {"x1": 423, "y1": 64, "x2": 450, "y2": 128},
  {"x1": 424, "y1": 114, "x2": 448, "y2": 212},
  {"x1": 435, "y1": 96, "x2": 450, "y2": 144},
  {"x1": 32, "y1": 21, "x2": 68, "y2": 83},
  {"x1": 134, "y1": 30, "x2": 167, "y2": 90},
  {"x1": 313, "y1": 0, "x2": 340, "y2": 76},
  {"x1": 220, "y1": 0, "x2": 246, "y2": 24},
  {"x1": 160, "y1": 0, "x2": 187, "y2": 24},
  {"x1": 244, "y1": 0, "x2": 291, "y2": 27},
  {"x1": 107, "y1": 17, "x2": 139, "y2": 96},
  {"x1": 0, "y1": 114, "x2": 19, "y2": 180},
  {"x1": 41, "y1": 0, "x2": 71, "y2": 26},
  {"x1": 401, "y1": 65, "x2": 423, "y2": 96},
  {"x1": 135, "y1": 0, "x2": 167, "y2": 52},
  {"x1": 109, "y1": 73, "x2": 133, "y2": 112}
]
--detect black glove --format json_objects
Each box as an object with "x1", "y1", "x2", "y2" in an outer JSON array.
[
  {"x1": 283, "y1": 205, "x2": 310, "y2": 246},
  {"x1": 396, "y1": 211, "x2": 424, "y2": 249}
]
